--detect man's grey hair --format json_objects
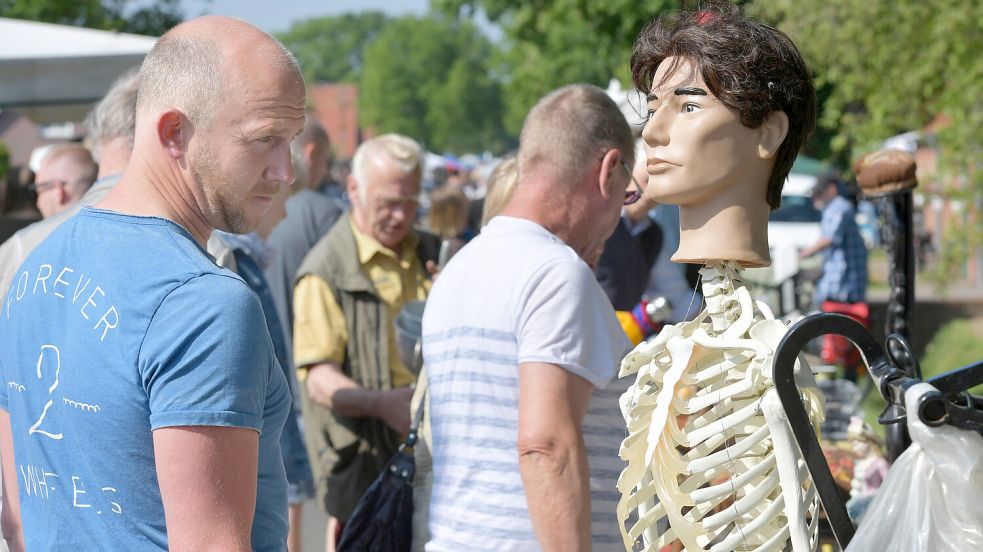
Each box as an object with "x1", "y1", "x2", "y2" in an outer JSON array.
[
  {"x1": 290, "y1": 117, "x2": 330, "y2": 188},
  {"x1": 351, "y1": 134, "x2": 422, "y2": 202},
  {"x1": 518, "y1": 84, "x2": 635, "y2": 186},
  {"x1": 84, "y1": 69, "x2": 140, "y2": 162},
  {"x1": 136, "y1": 23, "x2": 300, "y2": 127}
]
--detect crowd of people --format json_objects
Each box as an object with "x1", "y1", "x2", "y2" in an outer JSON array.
[{"x1": 0, "y1": 2, "x2": 880, "y2": 551}]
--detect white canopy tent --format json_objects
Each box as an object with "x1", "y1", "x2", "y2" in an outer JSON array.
[{"x1": 0, "y1": 17, "x2": 157, "y2": 124}]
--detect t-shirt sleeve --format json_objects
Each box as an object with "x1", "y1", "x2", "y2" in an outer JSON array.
[
  {"x1": 139, "y1": 274, "x2": 276, "y2": 432},
  {"x1": 292, "y1": 274, "x2": 347, "y2": 373},
  {"x1": 515, "y1": 257, "x2": 631, "y2": 388}
]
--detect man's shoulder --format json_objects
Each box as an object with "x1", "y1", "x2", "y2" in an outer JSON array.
[
  {"x1": 64, "y1": 209, "x2": 242, "y2": 289},
  {"x1": 297, "y1": 217, "x2": 354, "y2": 280},
  {"x1": 1, "y1": 206, "x2": 79, "y2": 261}
]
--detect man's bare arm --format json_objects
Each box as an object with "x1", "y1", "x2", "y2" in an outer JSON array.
[
  {"x1": 799, "y1": 236, "x2": 832, "y2": 259},
  {"x1": 0, "y1": 411, "x2": 24, "y2": 552},
  {"x1": 517, "y1": 361, "x2": 595, "y2": 551},
  {"x1": 153, "y1": 426, "x2": 258, "y2": 552},
  {"x1": 303, "y1": 362, "x2": 413, "y2": 436}
]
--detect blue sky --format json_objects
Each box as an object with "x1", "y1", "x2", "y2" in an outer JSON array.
[{"x1": 181, "y1": 0, "x2": 431, "y2": 34}]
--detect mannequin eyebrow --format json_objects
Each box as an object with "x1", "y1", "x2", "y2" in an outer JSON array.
[
  {"x1": 646, "y1": 87, "x2": 708, "y2": 102},
  {"x1": 674, "y1": 87, "x2": 707, "y2": 96}
]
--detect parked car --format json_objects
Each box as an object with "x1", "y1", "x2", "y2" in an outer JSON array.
[{"x1": 745, "y1": 172, "x2": 823, "y2": 318}]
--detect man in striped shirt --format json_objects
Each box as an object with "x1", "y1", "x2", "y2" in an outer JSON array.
[{"x1": 422, "y1": 84, "x2": 637, "y2": 551}]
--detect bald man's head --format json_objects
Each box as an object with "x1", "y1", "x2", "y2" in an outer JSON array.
[
  {"x1": 34, "y1": 144, "x2": 98, "y2": 218},
  {"x1": 136, "y1": 16, "x2": 302, "y2": 127},
  {"x1": 128, "y1": 16, "x2": 307, "y2": 238}
]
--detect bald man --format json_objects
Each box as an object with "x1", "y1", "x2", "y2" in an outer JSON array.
[
  {"x1": 0, "y1": 17, "x2": 304, "y2": 552},
  {"x1": 32, "y1": 145, "x2": 97, "y2": 219}
]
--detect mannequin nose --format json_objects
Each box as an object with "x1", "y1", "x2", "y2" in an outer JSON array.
[{"x1": 642, "y1": 109, "x2": 670, "y2": 148}]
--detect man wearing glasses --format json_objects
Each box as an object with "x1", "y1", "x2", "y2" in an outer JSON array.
[
  {"x1": 422, "y1": 84, "x2": 636, "y2": 550},
  {"x1": 292, "y1": 133, "x2": 440, "y2": 549},
  {"x1": 30, "y1": 145, "x2": 97, "y2": 220}
]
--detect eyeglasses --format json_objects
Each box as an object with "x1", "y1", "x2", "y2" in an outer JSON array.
[
  {"x1": 29, "y1": 180, "x2": 65, "y2": 194},
  {"x1": 620, "y1": 161, "x2": 642, "y2": 206}
]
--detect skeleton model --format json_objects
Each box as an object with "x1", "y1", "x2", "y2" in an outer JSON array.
[
  {"x1": 617, "y1": 262, "x2": 824, "y2": 552},
  {"x1": 616, "y1": 5, "x2": 821, "y2": 549}
]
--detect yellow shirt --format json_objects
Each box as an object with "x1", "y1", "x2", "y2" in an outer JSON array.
[{"x1": 293, "y1": 217, "x2": 431, "y2": 388}]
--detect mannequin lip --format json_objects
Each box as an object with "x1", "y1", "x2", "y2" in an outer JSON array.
[{"x1": 647, "y1": 157, "x2": 677, "y2": 172}]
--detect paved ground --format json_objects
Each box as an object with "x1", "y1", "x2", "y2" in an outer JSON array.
[{"x1": 301, "y1": 498, "x2": 328, "y2": 552}]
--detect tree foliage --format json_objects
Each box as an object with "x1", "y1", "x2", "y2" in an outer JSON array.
[
  {"x1": 748, "y1": 0, "x2": 982, "y2": 280},
  {"x1": 358, "y1": 15, "x2": 508, "y2": 154},
  {"x1": 436, "y1": 0, "x2": 684, "y2": 134},
  {"x1": 276, "y1": 12, "x2": 388, "y2": 84},
  {"x1": 749, "y1": 1, "x2": 981, "y2": 176},
  {"x1": 0, "y1": 0, "x2": 185, "y2": 36}
]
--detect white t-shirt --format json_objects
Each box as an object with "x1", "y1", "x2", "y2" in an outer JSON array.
[{"x1": 422, "y1": 216, "x2": 631, "y2": 551}]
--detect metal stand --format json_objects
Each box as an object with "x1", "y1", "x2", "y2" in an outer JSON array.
[{"x1": 773, "y1": 313, "x2": 983, "y2": 550}]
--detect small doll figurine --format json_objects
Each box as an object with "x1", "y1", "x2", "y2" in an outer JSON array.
[{"x1": 845, "y1": 416, "x2": 890, "y2": 521}]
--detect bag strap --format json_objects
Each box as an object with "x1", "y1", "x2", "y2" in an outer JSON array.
[{"x1": 403, "y1": 388, "x2": 427, "y2": 450}]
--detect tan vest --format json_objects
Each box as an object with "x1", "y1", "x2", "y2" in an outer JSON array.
[{"x1": 295, "y1": 220, "x2": 438, "y2": 521}]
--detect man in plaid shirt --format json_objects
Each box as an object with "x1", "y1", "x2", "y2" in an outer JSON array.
[{"x1": 801, "y1": 175, "x2": 869, "y2": 378}]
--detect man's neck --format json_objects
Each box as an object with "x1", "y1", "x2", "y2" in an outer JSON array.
[
  {"x1": 96, "y1": 153, "x2": 214, "y2": 248},
  {"x1": 96, "y1": 140, "x2": 132, "y2": 180},
  {"x1": 500, "y1": 179, "x2": 589, "y2": 257}
]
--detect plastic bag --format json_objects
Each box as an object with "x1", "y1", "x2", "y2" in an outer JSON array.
[{"x1": 846, "y1": 382, "x2": 983, "y2": 551}]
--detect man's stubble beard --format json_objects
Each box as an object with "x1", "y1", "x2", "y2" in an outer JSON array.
[{"x1": 191, "y1": 144, "x2": 251, "y2": 234}]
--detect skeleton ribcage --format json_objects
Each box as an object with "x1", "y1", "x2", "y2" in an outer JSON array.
[{"x1": 617, "y1": 264, "x2": 825, "y2": 552}]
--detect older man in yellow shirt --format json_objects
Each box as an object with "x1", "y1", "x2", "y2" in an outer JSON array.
[{"x1": 292, "y1": 133, "x2": 439, "y2": 551}]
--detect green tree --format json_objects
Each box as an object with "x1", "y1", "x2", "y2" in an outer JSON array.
[
  {"x1": 276, "y1": 12, "x2": 388, "y2": 84},
  {"x1": 748, "y1": 0, "x2": 983, "y2": 280},
  {"x1": 0, "y1": 140, "x2": 9, "y2": 180},
  {"x1": 436, "y1": 0, "x2": 684, "y2": 134},
  {"x1": 0, "y1": 0, "x2": 186, "y2": 36},
  {"x1": 359, "y1": 15, "x2": 508, "y2": 154}
]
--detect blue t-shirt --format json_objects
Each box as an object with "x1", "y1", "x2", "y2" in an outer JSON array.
[{"x1": 0, "y1": 207, "x2": 291, "y2": 551}]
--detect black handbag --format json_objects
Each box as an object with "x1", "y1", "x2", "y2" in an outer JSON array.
[{"x1": 337, "y1": 391, "x2": 426, "y2": 552}]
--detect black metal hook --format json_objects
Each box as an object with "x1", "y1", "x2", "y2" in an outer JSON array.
[{"x1": 773, "y1": 313, "x2": 873, "y2": 550}]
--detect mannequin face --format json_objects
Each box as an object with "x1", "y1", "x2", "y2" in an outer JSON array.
[{"x1": 640, "y1": 57, "x2": 764, "y2": 206}]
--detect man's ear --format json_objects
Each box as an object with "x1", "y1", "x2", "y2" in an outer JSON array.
[
  {"x1": 758, "y1": 111, "x2": 789, "y2": 160},
  {"x1": 346, "y1": 174, "x2": 360, "y2": 205},
  {"x1": 55, "y1": 182, "x2": 70, "y2": 207},
  {"x1": 157, "y1": 110, "x2": 189, "y2": 160},
  {"x1": 303, "y1": 142, "x2": 317, "y2": 165},
  {"x1": 598, "y1": 148, "x2": 621, "y2": 200}
]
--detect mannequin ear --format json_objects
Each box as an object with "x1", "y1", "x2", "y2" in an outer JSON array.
[
  {"x1": 158, "y1": 110, "x2": 189, "y2": 160},
  {"x1": 757, "y1": 111, "x2": 789, "y2": 160}
]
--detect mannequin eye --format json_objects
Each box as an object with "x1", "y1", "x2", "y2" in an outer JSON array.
[{"x1": 682, "y1": 103, "x2": 700, "y2": 114}]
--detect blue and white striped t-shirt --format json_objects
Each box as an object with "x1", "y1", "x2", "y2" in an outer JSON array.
[{"x1": 422, "y1": 216, "x2": 631, "y2": 551}]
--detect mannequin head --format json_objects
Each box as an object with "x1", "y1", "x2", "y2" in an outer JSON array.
[
  {"x1": 629, "y1": 2, "x2": 815, "y2": 267},
  {"x1": 631, "y1": 2, "x2": 815, "y2": 210}
]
